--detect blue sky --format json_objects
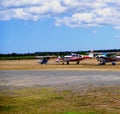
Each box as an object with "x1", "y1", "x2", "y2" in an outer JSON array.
[{"x1": 0, "y1": 0, "x2": 120, "y2": 54}]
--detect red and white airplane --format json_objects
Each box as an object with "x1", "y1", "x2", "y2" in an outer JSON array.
[
  {"x1": 56, "y1": 52, "x2": 93, "y2": 64},
  {"x1": 96, "y1": 53, "x2": 120, "y2": 65}
]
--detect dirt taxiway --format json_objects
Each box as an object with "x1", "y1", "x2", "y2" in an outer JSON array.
[{"x1": 0, "y1": 70, "x2": 120, "y2": 88}]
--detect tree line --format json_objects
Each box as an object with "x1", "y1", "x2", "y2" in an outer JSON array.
[{"x1": 0, "y1": 49, "x2": 120, "y2": 60}]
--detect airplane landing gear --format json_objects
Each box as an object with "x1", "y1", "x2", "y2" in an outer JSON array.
[
  {"x1": 98, "y1": 62, "x2": 106, "y2": 65},
  {"x1": 112, "y1": 62, "x2": 116, "y2": 65},
  {"x1": 76, "y1": 61, "x2": 80, "y2": 64},
  {"x1": 66, "y1": 61, "x2": 69, "y2": 64}
]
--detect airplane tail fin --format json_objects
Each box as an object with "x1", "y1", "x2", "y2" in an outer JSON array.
[{"x1": 88, "y1": 50, "x2": 94, "y2": 58}]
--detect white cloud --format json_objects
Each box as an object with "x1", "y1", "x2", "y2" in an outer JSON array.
[
  {"x1": 0, "y1": 0, "x2": 120, "y2": 29},
  {"x1": 0, "y1": 0, "x2": 66, "y2": 20},
  {"x1": 55, "y1": 0, "x2": 120, "y2": 29}
]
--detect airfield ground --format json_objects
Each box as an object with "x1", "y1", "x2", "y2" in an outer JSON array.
[
  {"x1": 0, "y1": 58, "x2": 120, "y2": 71},
  {"x1": 0, "y1": 59, "x2": 120, "y2": 114}
]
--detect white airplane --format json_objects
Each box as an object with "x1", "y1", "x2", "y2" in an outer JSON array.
[{"x1": 56, "y1": 52, "x2": 93, "y2": 64}]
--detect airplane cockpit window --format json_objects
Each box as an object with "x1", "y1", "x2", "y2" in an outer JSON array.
[
  {"x1": 72, "y1": 53, "x2": 77, "y2": 57},
  {"x1": 110, "y1": 54, "x2": 116, "y2": 58},
  {"x1": 72, "y1": 54, "x2": 76, "y2": 57},
  {"x1": 106, "y1": 54, "x2": 116, "y2": 58}
]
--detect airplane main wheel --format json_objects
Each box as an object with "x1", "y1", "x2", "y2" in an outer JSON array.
[
  {"x1": 66, "y1": 61, "x2": 69, "y2": 64},
  {"x1": 102, "y1": 62, "x2": 106, "y2": 65},
  {"x1": 98, "y1": 62, "x2": 105, "y2": 65},
  {"x1": 112, "y1": 62, "x2": 116, "y2": 65},
  {"x1": 76, "y1": 61, "x2": 80, "y2": 64}
]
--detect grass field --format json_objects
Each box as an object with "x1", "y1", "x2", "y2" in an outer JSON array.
[
  {"x1": 0, "y1": 59, "x2": 120, "y2": 71},
  {"x1": 0, "y1": 86, "x2": 120, "y2": 114}
]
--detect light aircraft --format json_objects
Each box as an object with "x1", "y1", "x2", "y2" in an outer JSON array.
[
  {"x1": 36, "y1": 56, "x2": 57, "y2": 64},
  {"x1": 56, "y1": 52, "x2": 93, "y2": 64},
  {"x1": 96, "y1": 53, "x2": 120, "y2": 65}
]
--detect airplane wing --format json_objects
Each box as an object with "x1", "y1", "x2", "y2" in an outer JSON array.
[
  {"x1": 35, "y1": 56, "x2": 57, "y2": 59},
  {"x1": 36, "y1": 56, "x2": 57, "y2": 64}
]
